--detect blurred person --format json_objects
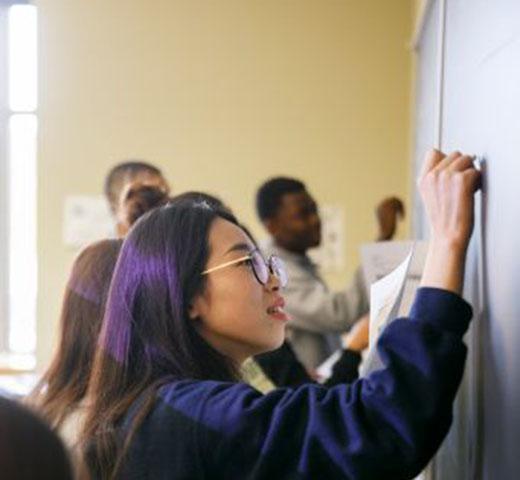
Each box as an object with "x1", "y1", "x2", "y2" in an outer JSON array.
[
  {"x1": 30, "y1": 184, "x2": 169, "y2": 448},
  {"x1": 256, "y1": 177, "x2": 404, "y2": 369},
  {"x1": 0, "y1": 396, "x2": 72, "y2": 480},
  {"x1": 29, "y1": 238, "x2": 123, "y2": 446},
  {"x1": 117, "y1": 182, "x2": 170, "y2": 236},
  {"x1": 104, "y1": 160, "x2": 170, "y2": 236}
]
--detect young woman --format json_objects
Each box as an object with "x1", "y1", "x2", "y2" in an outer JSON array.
[
  {"x1": 237, "y1": 221, "x2": 369, "y2": 387},
  {"x1": 29, "y1": 238, "x2": 123, "y2": 444},
  {"x1": 30, "y1": 183, "x2": 169, "y2": 446},
  {"x1": 170, "y1": 192, "x2": 366, "y2": 388},
  {"x1": 81, "y1": 150, "x2": 480, "y2": 479}
]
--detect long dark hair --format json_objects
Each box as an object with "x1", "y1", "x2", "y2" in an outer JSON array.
[
  {"x1": 80, "y1": 196, "x2": 241, "y2": 479},
  {"x1": 29, "y1": 239, "x2": 123, "y2": 429}
]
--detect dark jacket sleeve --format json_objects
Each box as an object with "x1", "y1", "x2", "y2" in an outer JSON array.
[
  {"x1": 255, "y1": 341, "x2": 361, "y2": 388},
  {"x1": 159, "y1": 287, "x2": 473, "y2": 480},
  {"x1": 323, "y1": 348, "x2": 361, "y2": 386},
  {"x1": 254, "y1": 341, "x2": 313, "y2": 387}
]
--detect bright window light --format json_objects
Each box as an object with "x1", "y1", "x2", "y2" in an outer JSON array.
[
  {"x1": 5, "y1": 3, "x2": 38, "y2": 359},
  {"x1": 8, "y1": 113, "x2": 37, "y2": 354},
  {"x1": 8, "y1": 5, "x2": 37, "y2": 112}
]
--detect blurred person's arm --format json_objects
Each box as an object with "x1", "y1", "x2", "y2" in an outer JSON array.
[{"x1": 285, "y1": 267, "x2": 368, "y2": 334}]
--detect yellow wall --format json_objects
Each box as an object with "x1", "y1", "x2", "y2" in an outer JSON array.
[{"x1": 36, "y1": 0, "x2": 414, "y2": 368}]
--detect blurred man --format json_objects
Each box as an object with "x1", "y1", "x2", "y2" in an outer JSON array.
[{"x1": 256, "y1": 177, "x2": 404, "y2": 369}]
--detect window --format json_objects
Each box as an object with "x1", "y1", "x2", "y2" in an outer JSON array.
[{"x1": 0, "y1": 1, "x2": 37, "y2": 369}]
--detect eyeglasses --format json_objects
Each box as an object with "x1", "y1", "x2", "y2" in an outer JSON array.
[{"x1": 201, "y1": 249, "x2": 288, "y2": 288}]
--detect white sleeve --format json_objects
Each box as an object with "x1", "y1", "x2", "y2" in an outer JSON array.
[{"x1": 284, "y1": 267, "x2": 369, "y2": 333}]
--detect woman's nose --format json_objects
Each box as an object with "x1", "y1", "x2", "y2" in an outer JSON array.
[{"x1": 266, "y1": 271, "x2": 280, "y2": 292}]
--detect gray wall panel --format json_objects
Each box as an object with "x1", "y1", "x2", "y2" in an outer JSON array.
[{"x1": 415, "y1": 0, "x2": 520, "y2": 478}]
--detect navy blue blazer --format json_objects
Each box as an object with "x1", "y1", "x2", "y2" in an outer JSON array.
[{"x1": 116, "y1": 288, "x2": 472, "y2": 480}]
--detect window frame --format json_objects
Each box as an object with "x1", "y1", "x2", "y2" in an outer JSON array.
[
  {"x1": 0, "y1": 1, "x2": 37, "y2": 369},
  {"x1": 0, "y1": 5, "x2": 10, "y2": 354}
]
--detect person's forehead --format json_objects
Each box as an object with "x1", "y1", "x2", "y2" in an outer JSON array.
[{"x1": 209, "y1": 218, "x2": 252, "y2": 257}]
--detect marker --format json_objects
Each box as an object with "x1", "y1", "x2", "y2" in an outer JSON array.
[{"x1": 473, "y1": 156, "x2": 483, "y2": 171}]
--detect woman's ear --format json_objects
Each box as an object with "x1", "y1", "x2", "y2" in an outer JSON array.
[
  {"x1": 188, "y1": 294, "x2": 204, "y2": 320},
  {"x1": 116, "y1": 220, "x2": 128, "y2": 238}
]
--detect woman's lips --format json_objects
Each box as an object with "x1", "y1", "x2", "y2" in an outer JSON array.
[{"x1": 267, "y1": 298, "x2": 290, "y2": 322}]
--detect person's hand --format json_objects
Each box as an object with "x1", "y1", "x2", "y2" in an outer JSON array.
[
  {"x1": 376, "y1": 197, "x2": 405, "y2": 241},
  {"x1": 418, "y1": 149, "x2": 481, "y2": 294},
  {"x1": 419, "y1": 149, "x2": 480, "y2": 251},
  {"x1": 342, "y1": 314, "x2": 369, "y2": 352}
]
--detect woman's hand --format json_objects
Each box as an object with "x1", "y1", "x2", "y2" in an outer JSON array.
[{"x1": 419, "y1": 149, "x2": 481, "y2": 294}]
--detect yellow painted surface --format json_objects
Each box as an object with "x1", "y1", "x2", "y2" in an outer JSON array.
[{"x1": 36, "y1": 0, "x2": 414, "y2": 368}]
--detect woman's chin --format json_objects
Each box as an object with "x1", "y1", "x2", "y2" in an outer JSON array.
[{"x1": 257, "y1": 336, "x2": 285, "y2": 355}]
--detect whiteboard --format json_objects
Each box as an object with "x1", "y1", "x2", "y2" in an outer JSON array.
[{"x1": 414, "y1": 0, "x2": 520, "y2": 478}]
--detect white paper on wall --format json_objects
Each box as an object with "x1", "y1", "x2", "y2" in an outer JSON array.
[
  {"x1": 359, "y1": 242, "x2": 428, "y2": 376},
  {"x1": 308, "y1": 205, "x2": 345, "y2": 272},
  {"x1": 360, "y1": 241, "x2": 428, "y2": 288},
  {"x1": 63, "y1": 195, "x2": 115, "y2": 248}
]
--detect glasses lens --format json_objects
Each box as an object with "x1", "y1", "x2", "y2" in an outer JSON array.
[
  {"x1": 251, "y1": 250, "x2": 269, "y2": 285},
  {"x1": 270, "y1": 256, "x2": 288, "y2": 288}
]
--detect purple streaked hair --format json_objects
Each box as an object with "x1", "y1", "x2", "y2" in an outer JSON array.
[{"x1": 82, "y1": 194, "x2": 241, "y2": 478}]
